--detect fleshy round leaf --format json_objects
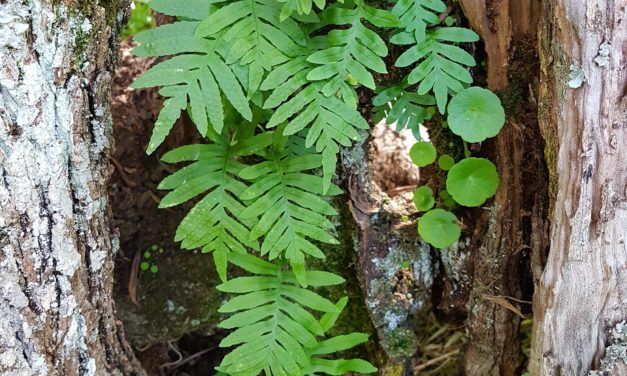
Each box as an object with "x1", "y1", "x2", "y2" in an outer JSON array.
[
  {"x1": 438, "y1": 154, "x2": 455, "y2": 170},
  {"x1": 418, "y1": 209, "x2": 460, "y2": 248},
  {"x1": 413, "y1": 186, "x2": 435, "y2": 211},
  {"x1": 409, "y1": 141, "x2": 436, "y2": 167},
  {"x1": 447, "y1": 87, "x2": 505, "y2": 143},
  {"x1": 446, "y1": 157, "x2": 499, "y2": 207}
]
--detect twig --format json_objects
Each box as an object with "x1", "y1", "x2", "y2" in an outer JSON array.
[
  {"x1": 158, "y1": 341, "x2": 182, "y2": 376},
  {"x1": 109, "y1": 156, "x2": 137, "y2": 188},
  {"x1": 413, "y1": 349, "x2": 460, "y2": 373},
  {"x1": 128, "y1": 250, "x2": 141, "y2": 305},
  {"x1": 165, "y1": 347, "x2": 216, "y2": 373}
]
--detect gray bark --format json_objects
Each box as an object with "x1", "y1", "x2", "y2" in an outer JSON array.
[
  {"x1": 531, "y1": 0, "x2": 627, "y2": 374},
  {"x1": 0, "y1": 1, "x2": 141, "y2": 375}
]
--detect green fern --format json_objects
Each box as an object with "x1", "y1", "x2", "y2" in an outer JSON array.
[
  {"x1": 307, "y1": 0, "x2": 399, "y2": 96},
  {"x1": 149, "y1": 0, "x2": 212, "y2": 19},
  {"x1": 217, "y1": 252, "x2": 376, "y2": 375},
  {"x1": 373, "y1": 84, "x2": 436, "y2": 137},
  {"x1": 194, "y1": 0, "x2": 309, "y2": 94},
  {"x1": 238, "y1": 134, "x2": 342, "y2": 286},
  {"x1": 132, "y1": 21, "x2": 252, "y2": 153},
  {"x1": 276, "y1": 0, "x2": 327, "y2": 20},
  {"x1": 261, "y1": 57, "x2": 369, "y2": 191},
  {"x1": 391, "y1": 0, "x2": 446, "y2": 42},
  {"x1": 392, "y1": 27, "x2": 479, "y2": 113},
  {"x1": 157, "y1": 125, "x2": 272, "y2": 281},
  {"x1": 132, "y1": 0, "x2": 501, "y2": 373}
]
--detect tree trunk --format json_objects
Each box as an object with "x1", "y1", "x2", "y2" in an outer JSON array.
[
  {"x1": 531, "y1": 0, "x2": 627, "y2": 374},
  {"x1": 0, "y1": 1, "x2": 142, "y2": 375},
  {"x1": 457, "y1": 1, "x2": 547, "y2": 375}
]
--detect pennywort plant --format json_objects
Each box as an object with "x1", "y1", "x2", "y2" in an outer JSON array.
[{"x1": 132, "y1": 0, "x2": 505, "y2": 374}]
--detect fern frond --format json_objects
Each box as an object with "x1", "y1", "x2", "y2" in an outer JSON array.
[
  {"x1": 216, "y1": 253, "x2": 345, "y2": 375},
  {"x1": 303, "y1": 298, "x2": 378, "y2": 375},
  {"x1": 238, "y1": 137, "x2": 342, "y2": 285},
  {"x1": 391, "y1": 0, "x2": 446, "y2": 42},
  {"x1": 132, "y1": 21, "x2": 252, "y2": 153},
  {"x1": 260, "y1": 56, "x2": 368, "y2": 192},
  {"x1": 276, "y1": 0, "x2": 326, "y2": 21},
  {"x1": 149, "y1": 0, "x2": 212, "y2": 20},
  {"x1": 392, "y1": 27, "x2": 479, "y2": 113},
  {"x1": 157, "y1": 125, "x2": 272, "y2": 281},
  {"x1": 373, "y1": 84, "x2": 436, "y2": 136},
  {"x1": 195, "y1": 0, "x2": 308, "y2": 94},
  {"x1": 306, "y1": 0, "x2": 399, "y2": 96}
]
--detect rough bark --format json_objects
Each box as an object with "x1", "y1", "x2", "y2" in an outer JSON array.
[
  {"x1": 0, "y1": 1, "x2": 142, "y2": 375},
  {"x1": 531, "y1": 0, "x2": 627, "y2": 374},
  {"x1": 458, "y1": 1, "x2": 547, "y2": 375}
]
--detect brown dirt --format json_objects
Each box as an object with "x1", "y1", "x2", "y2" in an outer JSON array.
[{"x1": 110, "y1": 41, "x2": 222, "y2": 375}]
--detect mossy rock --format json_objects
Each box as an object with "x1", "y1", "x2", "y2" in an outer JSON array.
[{"x1": 117, "y1": 249, "x2": 221, "y2": 348}]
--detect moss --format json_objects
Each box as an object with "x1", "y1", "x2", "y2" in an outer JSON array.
[
  {"x1": 117, "y1": 248, "x2": 221, "y2": 347},
  {"x1": 537, "y1": 18, "x2": 569, "y2": 215},
  {"x1": 312, "y1": 198, "x2": 385, "y2": 367},
  {"x1": 53, "y1": 0, "x2": 126, "y2": 27}
]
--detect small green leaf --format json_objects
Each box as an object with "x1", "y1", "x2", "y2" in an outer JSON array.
[
  {"x1": 418, "y1": 209, "x2": 461, "y2": 248},
  {"x1": 143, "y1": 251, "x2": 152, "y2": 259},
  {"x1": 447, "y1": 87, "x2": 505, "y2": 142},
  {"x1": 413, "y1": 186, "x2": 435, "y2": 211},
  {"x1": 140, "y1": 262, "x2": 150, "y2": 271},
  {"x1": 150, "y1": 265, "x2": 159, "y2": 273},
  {"x1": 409, "y1": 141, "x2": 437, "y2": 167},
  {"x1": 438, "y1": 154, "x2": 455, "y2": 170},
  {"x1": 446, "y1": 157, "x2": 500, "y2": 207}
]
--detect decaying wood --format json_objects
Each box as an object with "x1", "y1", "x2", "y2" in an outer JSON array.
[
  {"x1": 458, "y1": 1, "x2": 547, "y2": 375},
  {"x1": 531, "y1": 0, "x2": 627, "y2": 374},
  {"x1": 0, "y1": 1, "x2": 141, "y2": 375}
]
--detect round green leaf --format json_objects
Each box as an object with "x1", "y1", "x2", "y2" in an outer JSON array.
[
  {"x1": 447, "y1": 87, "x2": 505, "y2": 143},
  {"x1": 438, "y1": 154, "x2": 455, "y2": 170},
  {"x1": 446, "y1": 157, "x2": 499, "y2": 207},
  {"x1": 140, "y1": 261, "x2": 150, "y2": 271},
  {"x1": 413, "y1": 186, "x2": 435, "y2": 211},
  {"x1": 418, "y1": 209, "x2": 461, "y2": 248},
  {"x1": 409, "y1": 141, "x2": 437, "y2": 167}
]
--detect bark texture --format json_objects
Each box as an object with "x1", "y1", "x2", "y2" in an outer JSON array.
[
  {"x1": 0, "y1": 1, "x2": 141, "y2": 375},
  {"x1": 531, "y1": 0, "x2": 627, "y2": 374},
  {"x1": 458, "y1": 1, "x2": 546, "y2": 375}
]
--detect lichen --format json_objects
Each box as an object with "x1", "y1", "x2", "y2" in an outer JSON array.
[
  {"x1": 117, "y1": 248, "x2": 221, "y2": 348},
  {"x1": 590, "y1": 321, "x2": 627, "y2": 375}
]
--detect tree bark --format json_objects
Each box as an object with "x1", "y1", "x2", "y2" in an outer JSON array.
[
  {"x1": 0, "y1": 1, "x2": 142, "y2": 375},
  {"x1": 531, "y1": 0, "x2": 627, "y2": 374},
  {"x1": 457, "y1": 1, "x2": 547, "y2": 375}
]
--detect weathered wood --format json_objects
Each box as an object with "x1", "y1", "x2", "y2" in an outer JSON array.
[
  {"x1": 0, "y1": 1, "x2": 141, "y2": 375},
  {"x1": 458, "y1": 1, "x2": 546, "y2": 375},
  {"x1": 531, "y1": 0, "x2": 627, "y2": 374}
]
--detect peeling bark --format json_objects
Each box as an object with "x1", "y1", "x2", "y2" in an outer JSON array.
[
  {"x1": 458, "y1": 1, "x2": 547, "y2": 375},
  {"x1": 531, "y1": 0, "x2": 627, "y2": 374},
  {"x1": 0, "y1": 1, "x2": 142, "y2": 375}
]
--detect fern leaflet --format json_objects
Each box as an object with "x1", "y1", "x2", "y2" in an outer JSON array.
[
  {"x1": 373, "y1": 84, "x2": 436, "y2": 136},
  {"x1": 307, "y1": 0, "x2": 398, "y2": 95},
  {"x1": 239, "y1": 135, "x2": 342, "y2": 286},
  {"x1": 261, "y1": 57, "x2": 369, "y2": 192},
  {"x1": 392, "y1": 27, "x2": 479, "y2": 113},
  {"x1": 217, "y1": 253, "x2": 375, "y2": 375},
  {"x1": 195, "y1": 0, "x2": 308, "y2": 94},
  {"x1": 157, "y1": 125, "x2": 271, "y2": 281},
  {"x1": 133, "y1": 21, "x2": 252, "y2": 153},
  {"x1": 391, "y1": 0, "x2": 446, "y2": 43}
]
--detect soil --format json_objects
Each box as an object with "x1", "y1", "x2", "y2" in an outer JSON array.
[{"x1": 110, "y1": 40, "x2": 222, "y2": 375}]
